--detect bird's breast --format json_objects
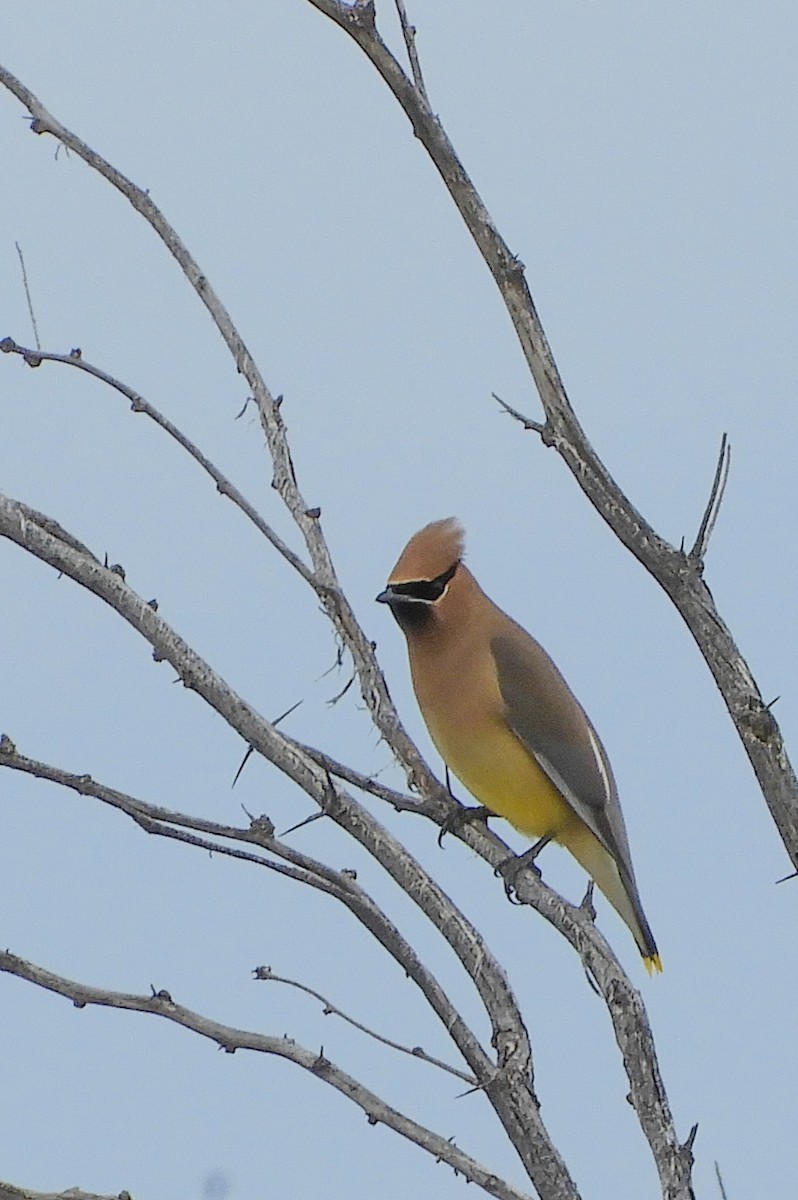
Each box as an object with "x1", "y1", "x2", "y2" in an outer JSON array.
[{"x1": 409, "y1": 643, "x2": 577, "y2": 840}]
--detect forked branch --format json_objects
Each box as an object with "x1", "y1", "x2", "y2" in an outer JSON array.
[
  {"x1": 305, "y1": 0, "x2": 798, "y2": 875},
  {"x1": 0, "y1": 951, "x2": 533, "y2": 1200}
]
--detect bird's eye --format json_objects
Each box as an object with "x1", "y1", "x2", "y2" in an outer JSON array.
[{"x1": 391, "y1": 561, "x2": 458, "y2": 602}]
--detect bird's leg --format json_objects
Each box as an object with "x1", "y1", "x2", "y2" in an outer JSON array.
[
  {"x1": 496, "y1": 834, "x2": 553, "y2": 903},
  {"x1": 580, "y1": 879, "x2": 596, "y2": 921},
  {"x1": 437, "y1": 765, "x2": 492, "y2": 847}
]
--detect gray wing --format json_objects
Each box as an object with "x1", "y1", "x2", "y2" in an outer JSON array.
[{"x1": 491, "y1": 629, "x2": 640, "y2": 890}]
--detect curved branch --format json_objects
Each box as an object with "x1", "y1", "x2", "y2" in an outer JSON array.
[
  {"x1": 255, "y1": 967, "x2": 475, "y2": 1084},
  {"x1": 0, "y1": 336, "x2": 315, "y2": 586},
  {"x1": 0, "y1": 44, "x2": 699, "y2": 1198},
  {"x1": 304, "y1": 0, "x2": 798, "y2": 877},
  {"x1": 0, "y1": 951, "x2": 533, "y2": 1200},
  {"x1": 0, "y1": 60, "x2": 433, "y2": 803},
  {"x1": 0, "y1": 505, "x2": 581, "y2": 1198}
]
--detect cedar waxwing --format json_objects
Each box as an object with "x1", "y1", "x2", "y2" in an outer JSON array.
[{"x1": 376, "y1": 518, "x2": 661, "y2": 973}]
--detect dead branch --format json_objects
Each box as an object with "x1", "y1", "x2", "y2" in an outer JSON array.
[
  {"x1": 0, "y1": 951, "x2": 533, "y2": 1200},
  {"x1": 305, "y1": 0, "x2": 798, "y2": 885}
]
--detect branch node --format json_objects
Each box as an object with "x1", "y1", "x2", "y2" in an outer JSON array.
[
  {"x1": 742, "y1": 699, "x2": 779, "y2": 744},
  {"x1": 350, "y1": 0, "x2": 376, "y2": 29},
  {"x1": 0, "y1": 733, "x2": 18, "y2": 755}
]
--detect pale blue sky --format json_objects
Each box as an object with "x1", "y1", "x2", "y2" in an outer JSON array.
[{"x1": 2, "y1": 3, "x2": 797, "y2": 1198}]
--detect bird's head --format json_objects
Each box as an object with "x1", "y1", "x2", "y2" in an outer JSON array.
[{"x1": 376, "y1": 518, "x2": 465, "y2": 634}]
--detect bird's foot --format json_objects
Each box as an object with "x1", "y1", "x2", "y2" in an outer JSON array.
[
  {"x1": 437, "y1": 802, "x2": 492, "y2": 848},
  {"x1": 495, "y1": 835, "x2": 553, "y2": 903}
]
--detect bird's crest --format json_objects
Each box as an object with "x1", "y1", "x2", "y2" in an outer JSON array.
[{"x1": 388, "y1": 518, "x2": 465, "y2": 584}]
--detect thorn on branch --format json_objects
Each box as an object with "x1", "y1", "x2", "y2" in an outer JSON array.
[
  {"x1": 280, "y1": 810, "x2": 325, "y2": 837},
  {"x1": 683, "y1": 1122, "x2": 699, "y2": 1151},
  {"x1": 327, "y1": 670, "x2": 355, "y2": 706},
  {"x1": 273, "y1": 698, "x2": 303, "y2": 727},
  {"x1": 690, "y1": 433, "x2": 731, "y2": 564},
  {"x1": 103, "y1": 553, "x2": 126, "y2": 580},
  {"x1": 312, "y1": 1047, "x2": 330, "y2": 1074},
  {"x1": 580, "y1": 880, "x2": 596, "y2": 921},
  {"x1": 232, "y1": 745, "x2": 255, "y2": 789}
]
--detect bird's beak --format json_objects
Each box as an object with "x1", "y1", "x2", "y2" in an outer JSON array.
[{"x1": 375, "y1": 586, "x2": 396, "y2": 605}]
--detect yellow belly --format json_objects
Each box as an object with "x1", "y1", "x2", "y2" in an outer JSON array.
[{"x1": 429, "y1": 714, "x2": 580, "y2": 841}]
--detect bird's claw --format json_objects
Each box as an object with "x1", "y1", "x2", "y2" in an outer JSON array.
[
  {"x1": 495, "y1": 834, "x2": 552, "y2": 902},
  {"x1": 437, "y1": 803, "x2": 491, "y2": 848},
  {"x1": 495, "y1": 851, "x2": 541, "y2": 904}
]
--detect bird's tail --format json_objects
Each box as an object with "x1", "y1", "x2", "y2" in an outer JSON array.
[{"x1": 561, "y1": 825, "x2": 662, "y2": 972}]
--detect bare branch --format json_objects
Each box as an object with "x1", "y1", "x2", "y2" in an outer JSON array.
[
  {"x1": 0, "y1": 60, "x2": 433, "y2": 804},
  {"x1": 255, "y1": 967, "x2": 476, "y2": 1084},
  {"x1": 0, "y1": 951, "x2": 534, "y2": 1200},
  {"x1": 13, "y1": 243, "x2": 41, "y2": 350},
  {"x1": 0, "y1": 336, "x2": 315, "y2": 587},
  {"x1": 690, "y1": 433, "x2": 731, "y2": 562},
  {"x1": 0, "y1": 557, "x2": 576, "y2": 1200},
  {"x1": 304, "y1": 1, "x2": 798, "y2": 885},
  {"x1": 393, "y1": 0, "x2": 430, "y2": 104},
  {"x1": 0, "y1": 1185, "x2": 130, "y2": 1200}
]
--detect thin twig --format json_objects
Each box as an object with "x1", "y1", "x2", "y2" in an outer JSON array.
[
  {"x1": 714, "y1": 1161, "x2": 729, "y2": 1200},
  {"x1": 0, "y1": 337, "x2": 314, "y2": 587},
  {"x1": 302, "y1": 2, "x2": 798, "y2": 893},
  {"x1": 0, "y1": 61, "x2": 435, "y2": 806},
  {"x1": 0, "y1": 951, "x2": 532, "y2": 1200},
  {"x1": 0, "y1": 695, "x2": 516, "y2": 1107},
  {"x1": 14, "y1": 242, "x2": 40, "y2": 350},
  {"x1": 393, "y1": 0, "x2": 429, "y2": 104},
  {"x1": 256, "y1": 967, "x2": 476, "y2": 1084},
  {"x1": 297, "y1": 11, "x2": 697, "y2": 1198},
  {"x1": 690, "y1": 433, "x2": 731, "y2": 561},
  {"x1": 493, "y1": 392, "x2": 547, "y2": 435}
]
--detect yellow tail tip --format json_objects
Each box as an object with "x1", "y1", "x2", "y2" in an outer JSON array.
[{"x1": 643, "y1": 953, "x2": 663, "y2": 975}]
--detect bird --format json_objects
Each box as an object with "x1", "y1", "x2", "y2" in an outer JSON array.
[{"x1": 376, "y1": 517, "x2": 661, "y2": 973}]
